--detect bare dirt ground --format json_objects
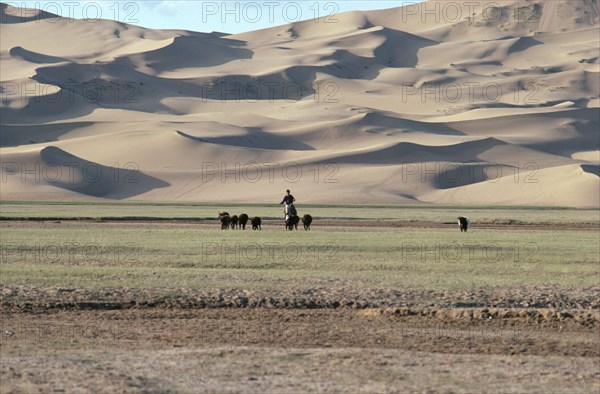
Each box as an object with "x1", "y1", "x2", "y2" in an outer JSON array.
[
  {"x1": 2, "y1": 287, "x2": 599, "y2": 393},
  {"x1": 1, "y1": 308, "x2": 599, "y2": 393}
]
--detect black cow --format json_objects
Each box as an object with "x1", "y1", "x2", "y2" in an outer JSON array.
[
  {"x1": 251, "y1": 217, "x2": 262, "y2": 230},
  {"x1": 218, "y1": 212, "x2": 231, "y2": 230},
  {"x1": 302, "y1": 214, "x2": 312, "y2": 230},
  {"x1": 230, "y1": 215, "x2": 239, "y2": 230},
  {"x1": 238, "y1": 214, "x2": 249, "y2": 230},
  {"x1": 286, "y1": 215, "x2": 300, "y2": 230},
  {"x1": 458, "y1": 216, "x2": 469, "y2": 232}
]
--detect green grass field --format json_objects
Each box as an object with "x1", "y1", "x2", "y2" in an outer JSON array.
[{"x1": 1, "y1": 202, "x2": 598, "y2": 292}]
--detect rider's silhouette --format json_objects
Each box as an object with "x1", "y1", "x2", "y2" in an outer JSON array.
[
  {"x1": 280, "y1": 189, "x2": 295, "y2": 206},
  {"x1": 280, "y1": 190, "x2": 296, "y2": 218}
]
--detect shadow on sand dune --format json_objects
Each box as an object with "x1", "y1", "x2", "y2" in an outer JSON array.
[
  {"x1": 176, "y1": 128, "x2": 315, "y2": 151},
  {"x1": 581, "y1": 164, "x2": 599, "y2": 177},
  {"x1": 40, "y1": 146, "x2": 169, "y2": 199}
]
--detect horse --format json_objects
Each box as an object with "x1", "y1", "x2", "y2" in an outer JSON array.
[
  {"x1": 457, "y1": 216, "x2": 469, "y2": 232},
  {"x1": 238, "y1": 214, "x2": 249, "y2": 230},
  {"x1": 218, "y1": 212, "x2": 231, "y2": 230},
  {"x1": 302, "y1": 214, "x2": 312, "y2": 230},
  {"x1": 283, "y1": 203, "x2": 299, "y2": 230},
  {"x1": 283, "y1": 203, "x2": 297, "y2": 218},
  {"x1": 251, "y1": 217, "x2": 262, "y2": 230}
]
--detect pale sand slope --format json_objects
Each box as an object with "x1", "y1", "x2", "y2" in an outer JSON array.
[{"x1": 0, "y1": 1, "x2": 598, "y2": 206}]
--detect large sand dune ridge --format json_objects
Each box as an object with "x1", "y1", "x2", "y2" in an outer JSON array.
[{"x1": 1, "y1": 1, "x2": 598, "y2": 206}]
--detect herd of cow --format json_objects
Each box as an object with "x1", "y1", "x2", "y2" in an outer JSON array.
[
  {"x1": 217, "y1": 212, "x2": 313, "y2": 231},
  {"x1": 216, "y1": 212, "x2": 469, "y2": 232}
]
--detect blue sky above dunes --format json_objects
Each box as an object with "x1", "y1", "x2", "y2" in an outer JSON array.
[{"x1": 7, "y1": 1, "x2": 425, "y2": 33}]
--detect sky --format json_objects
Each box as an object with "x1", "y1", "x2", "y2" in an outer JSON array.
[{"x1": 6, "y1": 1, "x2": 426, "y2": 34}]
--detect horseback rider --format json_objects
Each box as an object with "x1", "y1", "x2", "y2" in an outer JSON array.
[{"x1": 280, "y1": 189, "x2": 296, "y2": 218}]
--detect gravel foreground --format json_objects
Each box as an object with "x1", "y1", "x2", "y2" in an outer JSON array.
[
  {"x1": 1, "y1": 308, "x2": 599, "y2": 393},
  {"x1": 2, "y1": 285, "x2": 599, "y2": 317},
  {"x1": 1, "y1": 285, "x2": 599, "y2": 393}
]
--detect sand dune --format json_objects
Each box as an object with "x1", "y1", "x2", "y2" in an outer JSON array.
[
  {"x1": 2, "y1": 146, "x2": 169, "y2": 199},
  {"x1": 1, "y1": 0, "x2": 598, "y2": 207}
]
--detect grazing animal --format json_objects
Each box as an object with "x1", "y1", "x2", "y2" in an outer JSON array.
[
  {"x1": 285, "y1": 214, "x2": 300, "y2": 230},
  {"x1": 238, "y1": 214, "x2": 249, "y2": 230},
  {"x1": 302, "y1": 214, "x2": 312, "y2": 230},
  {"x1": 218, "y1": 212, "x2": 231, "y2": 230},
  {"x1": 457, "y1": 216, "x2": 469, "y2": 232},
  {"x1": 251, "y1": 217, "x2": 262, "y2": 230},
  {"x1": 230, "y1": 215, "x2": 239, "y2": 230}
]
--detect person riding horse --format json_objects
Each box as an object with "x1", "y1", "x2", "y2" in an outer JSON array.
[{"x1": 280, "y1": 189, "x2": 296, "y2": 218}]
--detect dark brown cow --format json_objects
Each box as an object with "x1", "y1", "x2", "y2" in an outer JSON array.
[
  {"x1": 286, "y1": 215, "x2": 299, "y2": 230},
  {"x1": 230, "y1": 215, "x2": 239, "y2": 229},
  {"x1": 238, "y1": 214, "x2": 249, "y2": 230},
  {"x1": 251, "y1": 217, "x2": 262, "y2": 230},
  {"x1": 457, "y1": 216, "x2": 469, "y2": 232},
  {"x1": 218, "y1": 212, "x2": 231, "y2": 230},
  {"x1": 302, "y1": 214, "x2": 312, "y2": 230}
]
